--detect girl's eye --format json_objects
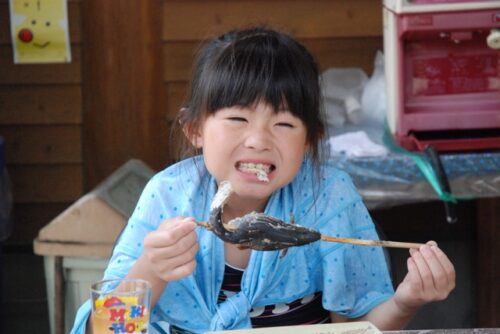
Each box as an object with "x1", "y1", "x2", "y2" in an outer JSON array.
[
  {"x1": 276, "y1": 122, "x2": 294, "y2": 128},
  {"x1": 227, "y1": 117, "x2": 247, "y2": 122}
]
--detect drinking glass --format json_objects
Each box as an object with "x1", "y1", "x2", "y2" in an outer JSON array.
[{"x1": 90, "y1": 278, "x2": 151, "y2": 334}]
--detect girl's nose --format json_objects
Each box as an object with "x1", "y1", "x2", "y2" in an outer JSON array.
[{"x1": 244, "y1": 127, "x2": 272, "y2": 151}]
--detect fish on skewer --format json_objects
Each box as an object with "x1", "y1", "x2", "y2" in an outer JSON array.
[
  {"x1": 198, "y1": 181, "x2": 320, "y2": 250},
  {"x1": 197, "y1": 181, "x2": 423, "y2": 251}
]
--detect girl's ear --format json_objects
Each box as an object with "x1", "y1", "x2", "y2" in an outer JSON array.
[
  {"x1": 303, "y1": 141, "x2": 310, "y2": 154},
  {"x1": 182, "y1": 121, "x2": 203, "y2": 148}
]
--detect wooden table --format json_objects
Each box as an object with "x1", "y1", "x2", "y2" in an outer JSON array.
[{"x1": 388, "y1": 330, "x2": 500, "y2": 334}]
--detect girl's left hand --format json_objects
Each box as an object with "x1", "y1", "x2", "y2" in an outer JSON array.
[{"x1": 393, "y1": 241, "x2": 456, "y2": 315}]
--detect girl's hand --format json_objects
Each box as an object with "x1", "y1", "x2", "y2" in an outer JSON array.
[
  {"x1": 143, "y1": 217, "x2": 199, "y2": 282},
  {"x1": 393, "y1": 241, "x2": 455, "y2": 315}
]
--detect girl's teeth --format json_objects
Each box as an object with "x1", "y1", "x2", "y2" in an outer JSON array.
[
  {"x1": 238, "y1": 162, "x2": 271, "y2": 182},
  {"x1": 256, "y1": 170, "x2": 269, "y2": 182}
]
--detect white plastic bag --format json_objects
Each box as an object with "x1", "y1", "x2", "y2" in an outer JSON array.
[
  {"x1": 361, "y1": 50, "x2": 386, "y2": 124},
  {"x1": 320, "y1": 68, "x2": 368, "y2": 127}
]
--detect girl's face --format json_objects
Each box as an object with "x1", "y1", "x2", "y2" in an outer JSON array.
[{"x1": 192, "y1": 101, "x2": 309, "y2": 203}]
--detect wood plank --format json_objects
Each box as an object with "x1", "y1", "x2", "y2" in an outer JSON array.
[
  {"x1": 163, "y1": 37, "x2": 383, "y2": 82},
  {"x1": 54, "y1": 256, "x2": 65, "y2": 334},
  {"x1": 302, "y1": 37, "x2": 383, "y2": 75},
  {"x1": 0, "y1": 125, "x2": 82, "y2": 164},
  {"x1": 8, "y1": 203, "x2": 69, "y2": 245},
  {"x1": 9, "y1": 164, "x2": 83, "y2": 203},
  {"x1": 82, "y1": 0, "x2": 166, "y2": 190},
  {"x1": 163, "y1": 0, "x2": 382, "y2": 41},
  {"x1": 165, "y1": 82, "x2": 186, "y2": 121},
  {"x1": 164, "y1": 83, "x2": 200, "y2": 163},
  {"x1": 0, "y1": 0, "x2": 80, "y2": 3},
  {"x1": 163, "y1": 41, "x2": 198, "y2": 82},
  {"x1": 0, "y1": 85, "x2": 81, "y2": 125},
  {"x1": 0, "y1": 1, "x2": 82, "y2": 45},
  {"x1": 165, "y1": 120, "x2": 186, "y2": 164},
  {"x1": 477, "y1": 198, "x2": 500, "y2": 327},
  {"x1": 163, "y1": 83, "x2": 202, "y2": 162},
  {"x1": 0, "y1": 45, "x2": 81, "y2": 84},
  {"x1": 33, "y1": 240, "x2": 114, "y2": 258}
]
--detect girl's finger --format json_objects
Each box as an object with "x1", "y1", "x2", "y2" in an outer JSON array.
[
  {"x1": 158, "y1": 241, "x2": 199, "y2": 271},
  {"x1": 431, "y1": 245, "x2": 456, "y2": 288},
  {"x1": 147, "y1": 219, "x2": 197, "y2": 248},
  {"x1": 420, "y1": 244, "x2": 448, "y2": 291},
  {"x1": 411, "y1": 246, "x2": 434, "y2": 293},
  {"x1": 158, "y1": 217, "x2": 196, "y2": 231},
  {"x1": 425, "y1": 241, "x2": 455, "y2": 285},
  {"x1": 426, "y1": 240, "x2": 438, "y2": 247},
  {"x1": 151, "y1": 228, "x2": 198, "y2": 259},
  {"x1": 405, "y1": 257, "x2": 422, "y2": 291}
]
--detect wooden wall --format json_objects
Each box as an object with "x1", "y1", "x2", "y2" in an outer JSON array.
[
  {"x1": 1, "y1": 0, "x2": 499, "y2": 326},
  {"x1": 0, "y1": 0, "x2": 83, "y2": 242},
  {"x1": 162, "y1": 0, "x2": 384, "y2": 136},
  {"x1": 0, "y1": 0, "x2": 383, "y2": 243}
]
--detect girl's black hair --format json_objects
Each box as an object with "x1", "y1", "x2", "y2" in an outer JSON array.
[{"x1": 177, "y1": 27, "x2": 326, "y2": 163}]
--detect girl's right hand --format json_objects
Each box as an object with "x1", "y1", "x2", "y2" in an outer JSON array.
[{"x1": 143, "y1": 217, "x2": 199, "y2": 282}]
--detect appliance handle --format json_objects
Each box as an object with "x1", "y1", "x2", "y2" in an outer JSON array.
[{"x1": 424, "y1": 145, "x2": 458, "y2": 224}]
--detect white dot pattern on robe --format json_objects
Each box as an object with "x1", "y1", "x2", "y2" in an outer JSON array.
[{"x1": 70, "y1": 156, "x2": 394, "y2": 334}]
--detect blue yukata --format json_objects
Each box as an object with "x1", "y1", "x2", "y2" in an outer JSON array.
[{"x1": 71, "y1": 156, "x2": 394, "y2": 334}]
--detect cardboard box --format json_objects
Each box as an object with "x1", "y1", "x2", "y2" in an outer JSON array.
[{"x1": 34, "y1": 159, "x2": 154, "y2": 257}]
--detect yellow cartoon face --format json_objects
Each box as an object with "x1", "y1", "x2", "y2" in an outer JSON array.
[{"x1": 10, "y1": 0, "x2": 71, "y2": 63}]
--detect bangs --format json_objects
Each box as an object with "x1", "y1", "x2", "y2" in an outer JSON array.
[
  {"x1": 201, "y1": 33, "x2": 317, "y2": 120},
  {"x1": 180, "y1": 27, "x2": 325, "y2": 160}
]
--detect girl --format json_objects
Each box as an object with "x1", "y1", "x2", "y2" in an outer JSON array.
[{"x1": 72, "y1": 27, "x2": 455, "y2": 334}]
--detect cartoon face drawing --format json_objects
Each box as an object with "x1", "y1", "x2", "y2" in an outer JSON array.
[{"x1": 9, "y1": 0, "x2": 71, "y2": 63}]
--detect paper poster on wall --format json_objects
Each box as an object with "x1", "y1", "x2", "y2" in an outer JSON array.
[{"x1": 9, "y1": 0, "x2": 71, "y2": 64}]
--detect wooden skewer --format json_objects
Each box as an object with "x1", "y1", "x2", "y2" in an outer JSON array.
[
  {"x1": 197, "y1": 221, "x2": 423, "y2": 249},
  {"x1": 204, "y1": 181, "x2": 423, "y2": 250},
  {"x1": 196, "y1": 221, "x2": 211, "y2": 229},
  {"x1": 321, "y1": 235, "x2": 423, "y2": 249}
]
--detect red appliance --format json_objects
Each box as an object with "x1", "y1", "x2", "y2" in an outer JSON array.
[{"x1": 383, "y1": 0, "x2": 500, "y2": 151}]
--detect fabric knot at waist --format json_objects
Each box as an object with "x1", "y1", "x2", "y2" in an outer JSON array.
[{"x1": 210, "y1": 291, "x2": 252, "y2": 330}]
